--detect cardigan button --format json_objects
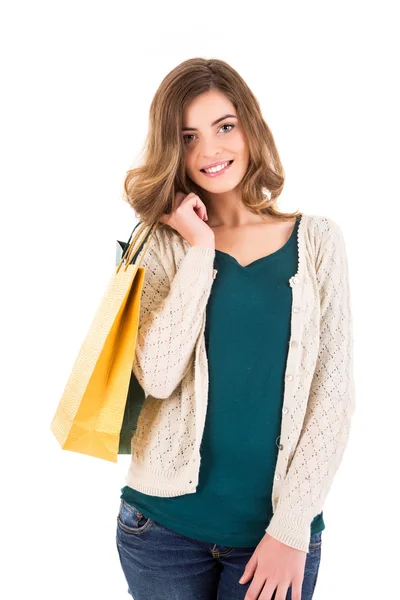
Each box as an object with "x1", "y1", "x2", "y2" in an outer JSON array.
[
  {"x1": 282, "y1": 406, "x2": 289, "y2": 414},
  {"x1": 290, "y1": 340, "x2": 298, "y2": 348},
  {"x1": 293, "y1": 306, "x2": 300, "y2": 313},
  {"x1": 278, "y1": 444, "x2": 284, "y2": 451},
  {"x1": 285, "y1": 374, "x2": 293, "y2": 381},
  {"x1": 275, "y1": 473, "x2": 281, "y2": 481}
]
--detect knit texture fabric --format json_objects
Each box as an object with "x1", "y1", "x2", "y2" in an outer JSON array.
[{"x1": 124, "y1": 213, "x2": 356, "y2": 553}]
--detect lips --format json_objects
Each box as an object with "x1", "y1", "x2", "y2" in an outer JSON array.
[
  {"x1": 200, "y1": 160, "x2": 234, "y2": 172},
  {"x1": 200, "y1": 160, "x2": 234, "y2": 178}
]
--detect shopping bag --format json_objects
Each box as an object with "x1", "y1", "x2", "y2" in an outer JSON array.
[
  {"x1": 50, "y1": 219, "x2": 159, "y2": 463},
  {"x1": 116, "y1": 231, "x2": 149, "y2": 455}
]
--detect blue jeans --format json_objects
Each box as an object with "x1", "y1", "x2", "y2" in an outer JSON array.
[{"x1": 116, "y1": 499, "x2": 322, "y2": 600}]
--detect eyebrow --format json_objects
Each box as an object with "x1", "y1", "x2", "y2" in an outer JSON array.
[{"x1": 182, "y1": 113, "x2": 237, "y2": 132}]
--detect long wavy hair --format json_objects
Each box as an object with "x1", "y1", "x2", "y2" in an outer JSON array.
[{"x1": 123, "y1": 58, "x2": 302, "y2": 229}]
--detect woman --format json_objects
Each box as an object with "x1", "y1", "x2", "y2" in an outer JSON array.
[{"x1": 115, "y1": 58, "x2": 355, "y2": 600}]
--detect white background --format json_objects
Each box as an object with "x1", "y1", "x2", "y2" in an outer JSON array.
[{"x1": 1, "y1": 1, "x2": 399, "y2": 598}]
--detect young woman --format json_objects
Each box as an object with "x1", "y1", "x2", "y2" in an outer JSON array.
[{"x1": 115, "y1": 58, "x2": 355, "y2": 600}]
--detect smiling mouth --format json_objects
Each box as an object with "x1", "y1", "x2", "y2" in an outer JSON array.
[{"x1": 200, "y1": 160, "x2": 234, "y2": 173}]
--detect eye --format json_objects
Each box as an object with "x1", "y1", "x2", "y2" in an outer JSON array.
[
  {"x1": 220, "y1": 123, "x2": 235, "y2": 133},
  {"x1": 183, "y1": 123, "x2": 235, "y2": 145},
  {"x1": 183, "y1": 134, "x2": 195, "y2": 145}
]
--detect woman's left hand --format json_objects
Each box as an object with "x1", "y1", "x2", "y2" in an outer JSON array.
[{"x1": 239, "y1": 532, "x2": 307, "y2": 600}]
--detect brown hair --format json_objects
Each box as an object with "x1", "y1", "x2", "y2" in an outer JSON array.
[{"x1": 123, "y1": 58, "x2": 302, "y2": 229}]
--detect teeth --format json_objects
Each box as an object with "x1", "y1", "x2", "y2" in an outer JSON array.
[{"x1": 204, "y1": 161, "x2": 230, "y2": 174}]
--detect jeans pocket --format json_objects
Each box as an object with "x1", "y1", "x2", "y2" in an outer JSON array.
[
  {"x1": 308, "y1": 530, "x2": 322, "y2": 553},
  {"x1": 117, "y1": 499, "x2": 154, "y2": 535}
]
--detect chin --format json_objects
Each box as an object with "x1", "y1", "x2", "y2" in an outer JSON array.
[{"x1": 198, "y1": 180, "x2": 243, "y2": 194}]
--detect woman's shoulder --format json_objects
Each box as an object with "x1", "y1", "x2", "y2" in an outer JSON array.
[
  {"x1": 301, "y1": 212, "x2": 345, "y2": 243},
  {"x1": 143, "y1": 222, "x2": 190, "y2": 273}
]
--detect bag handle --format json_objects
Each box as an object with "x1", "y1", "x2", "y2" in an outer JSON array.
[{"x1": 116, "y1": 220, "x2": 160, "y2": 273}]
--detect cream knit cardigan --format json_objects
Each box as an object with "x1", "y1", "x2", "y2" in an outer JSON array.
[{"x1": 124, "y1": 213, "x2": 356, "y2": 553}]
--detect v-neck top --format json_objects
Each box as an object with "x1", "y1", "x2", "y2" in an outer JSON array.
[{"x1": 120, "y1": 216, "x2": 325, "y2": 546}]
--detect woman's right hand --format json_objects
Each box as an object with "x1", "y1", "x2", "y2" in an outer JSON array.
[{"x1": 158, "y1": 192, "x2": 215, "y2": 248}]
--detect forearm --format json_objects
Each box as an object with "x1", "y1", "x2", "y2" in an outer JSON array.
[{"x1": 132, "y1": 243, "x2": 216, "y2": 399}]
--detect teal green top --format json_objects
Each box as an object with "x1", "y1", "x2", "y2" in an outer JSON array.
[{"x1": 121, "y1": 216, "x2": 325, "y2": 546}]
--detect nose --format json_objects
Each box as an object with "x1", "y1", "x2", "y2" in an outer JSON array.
[{"x1": 197, "y1": 135, "x2": 223, "y2": 158}]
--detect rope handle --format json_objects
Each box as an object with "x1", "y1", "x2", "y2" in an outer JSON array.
[{"x1": 116, "y1": 219, "x2": 160, "y2": 273}]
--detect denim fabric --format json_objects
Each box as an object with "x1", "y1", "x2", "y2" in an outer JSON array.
[{"x1": 116, "y1": 499, "x2": 322, "y2": 599}]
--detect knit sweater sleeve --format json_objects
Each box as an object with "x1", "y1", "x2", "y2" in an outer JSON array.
[
  {"x1": 131, "y1": 227, "x2": 216, "y2": 400},
  {"x1": 266, "y1": 218, "x2": 356, "y2": 551}
]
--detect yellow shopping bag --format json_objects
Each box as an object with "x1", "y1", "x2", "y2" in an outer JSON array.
[{"x1": 50, "y1": 220, "x2": 159, "y2": 463}]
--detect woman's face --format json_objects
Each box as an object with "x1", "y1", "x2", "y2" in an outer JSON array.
[{"x1": 182, "y1": 89, "x2": 250, "y2": 195}]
